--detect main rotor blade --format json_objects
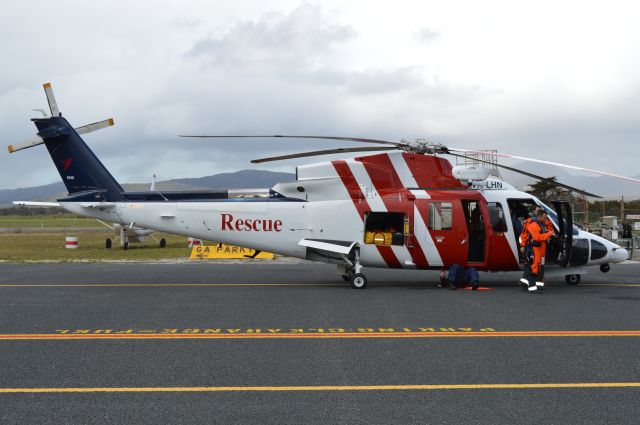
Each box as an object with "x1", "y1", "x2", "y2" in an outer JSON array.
[
  {"x1": 449, "y1": 152, "x2": 602, "y2": 198},
  {"x1": 449, "y1": 148, "x2": 640, "y2": 184},
  {"x1": 179, "y1": 134, "x2": 402, "y2": 146},
  {"x1": 251, "y1": 146, "x2": 397, "y2": 163}
]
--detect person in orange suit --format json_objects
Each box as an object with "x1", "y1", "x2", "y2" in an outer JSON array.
[
  {"x1": 524, "y1": 209, "x2": 556, "y2": 293},
  {"x1": 519, "y1": 206, "x2": 554, "y2": 289},
  {"x1": 519, "y1": 206, "x2": 553, "y2": 253}
]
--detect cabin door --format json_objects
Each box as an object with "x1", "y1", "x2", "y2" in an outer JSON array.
[
  {"x1": 425, "y1": 200, "x2": 468, "y2": 265},
  {"x1": 461, "y1": 200, "x2": 486, "y2": 264}
]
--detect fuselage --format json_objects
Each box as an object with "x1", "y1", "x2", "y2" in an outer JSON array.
[{"x1": 58, "y1": 151, "x2": 628, "y2": 271}]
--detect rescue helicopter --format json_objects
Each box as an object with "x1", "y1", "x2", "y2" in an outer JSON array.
[{"x1": 8, "y1": 83, "x2": 637, "y2": 288}]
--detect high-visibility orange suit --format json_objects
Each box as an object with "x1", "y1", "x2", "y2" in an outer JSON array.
[
  {"x1": 519, "y1": 216, "x2": 554, "y2": 250},
  {"x1": 524, "y1": 218, "x2": 555, "y2": 291}
]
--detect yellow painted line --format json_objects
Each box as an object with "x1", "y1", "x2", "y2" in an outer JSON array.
[
  {"x1": 1, "y1": 382, "x2": 640, "y2": 393},
  {"x1": 2, "y1": 330, "x2": 640, "y2": 340}
]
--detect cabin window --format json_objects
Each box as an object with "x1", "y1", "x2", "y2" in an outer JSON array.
[
  {"x1": 488, "y1": 202, "x2": 508, "y2": 232},
  {"x1": 428, "y1": 202, "x2": 452, "y2": 230},
  {"x1": 364, "y1": 212, "x2": 405, "y2": 246}
]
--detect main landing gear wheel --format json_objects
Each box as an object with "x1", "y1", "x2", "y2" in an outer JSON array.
[
  {"x1": 565, "y1": 274, "x2": 581, "y2": 285},
  {"x1": 105, "y1": 238, "x2": 112, "y2": 249},
  {"x1": 123, "y1": 241, "x2": 129, "y2": 250},
  {"x1": 351, "y1": 273, "x2": 368, "y2": 289},
  {"x1": 159, "y1": 238, "x2": 167, "y2": 248}
]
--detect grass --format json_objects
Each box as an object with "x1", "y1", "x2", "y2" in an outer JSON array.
[
  {"x1": 0, "y1": 216, "x2": 279, "y2": 262},
  {"x1": 0, "y1": 232, "x2": 195, "y2": 262},
  {"x1": 0, "y1": 215, "x2": 104, "y2": 229}
]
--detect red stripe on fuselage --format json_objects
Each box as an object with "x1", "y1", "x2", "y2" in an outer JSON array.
[
  {"x1": 357, "y1": 154, "x2": 429, "y2": 268},
  {"x1": 332, "y1": 161, "x2": 369, "y2": 217},
  {"x1": 401, "y1": 153, "x2": 466, "y2": 190},
  {"x1": 332, "y1": 160, "x2": 402, "y2": 268}
]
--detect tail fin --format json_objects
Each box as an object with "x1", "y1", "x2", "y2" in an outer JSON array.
[
  {"x1": 33, "y1": 116, "x2": 124, "y2": 201},
  {"x1": 8, "y1": 83, "x2": 124, "y2": 202}
]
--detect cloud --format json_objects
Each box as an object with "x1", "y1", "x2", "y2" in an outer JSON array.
[
  {"x1": 187, "y1": 4, "x2": 355, "y2": 70},
  {"x1": 311, "y1": 67, "x2": 426, "y2": 95},
  {"x1": 414, "y1": 27, "x2": 438, "y2": 44},
  {"x1": 1, "y1": 1, "x2": 639, "y2": 195}
]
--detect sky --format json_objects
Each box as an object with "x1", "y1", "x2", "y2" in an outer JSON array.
[{"x1": 1, "y1": 0, "x2": 639, "y2": 191}]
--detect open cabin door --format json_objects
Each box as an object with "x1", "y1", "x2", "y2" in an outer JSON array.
[
  {"x1": 461, "y1": 199, "x2": 486, "y2": 264},
  {"x1": 549, "y1": 200, "x2": 573, "y2": 267},
  {"x1": 425, "y1": 200, "x2": 468, "y2": 266}
]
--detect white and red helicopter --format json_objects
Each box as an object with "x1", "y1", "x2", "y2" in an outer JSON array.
[{"x1": 8, "y1": 83, "x2": 636, "y2": 288}]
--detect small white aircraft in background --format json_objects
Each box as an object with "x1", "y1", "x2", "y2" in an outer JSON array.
[
  {"x1": 96, "y1": 174, "x2": 167, "y2": 249},
  {"x1": 95, "y1": 220, "x2": 166, "y2": 250}
]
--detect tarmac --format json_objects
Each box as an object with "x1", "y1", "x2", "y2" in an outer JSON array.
[{"x1": 0, "y1": 261, "x2": 639, "y2": 424}]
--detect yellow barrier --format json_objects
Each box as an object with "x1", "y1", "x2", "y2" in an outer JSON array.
[{"x1": 190, "y1": 244, "x2": 274, "y2": 260}]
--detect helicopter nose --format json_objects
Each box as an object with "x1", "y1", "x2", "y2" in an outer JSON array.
[{"x1": 610, "y1": 247, "x2": 629, "y2": 263}]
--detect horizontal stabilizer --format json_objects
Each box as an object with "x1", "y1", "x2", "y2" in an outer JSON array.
[
  {"x1": 78, "y1": 202, "x2": 116, "y2": 209},
  {"x1": 12, "y1": 201, "x2": 61, "y2": 207}
]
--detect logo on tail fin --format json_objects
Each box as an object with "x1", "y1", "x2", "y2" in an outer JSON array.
[{"x1": 60, "y1": 158, "x2": 73, "y2": 171}]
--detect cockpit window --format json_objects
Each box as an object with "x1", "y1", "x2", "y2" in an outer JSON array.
[
  {"x1": 487, "y1": 202, "x2": 508, "y2": 232},
  {"x1": 590, "y1": 240, "x2": 607, "y2": 260}
]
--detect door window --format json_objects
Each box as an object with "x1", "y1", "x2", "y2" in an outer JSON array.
[
  {"x1": 428, "y1": 203, "x2": 452, "y2": 230},
  {"x1": 487, "y1": 202, "x2": 508, "y2": 232}
]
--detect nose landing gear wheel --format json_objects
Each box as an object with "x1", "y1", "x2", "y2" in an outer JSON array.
[
  {"x1": 159, "y1": 238, "x2": 166, "y2": 248},
  {"x1": 565, "y1": 274, "x2": 581, "y2": 285},
  {"x1": 351, "y1": 273, "x2": 367, "y2": 289}
]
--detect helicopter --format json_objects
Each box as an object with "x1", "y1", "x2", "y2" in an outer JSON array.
[{"x1": 8, "y1": 83, "x2": 636, "y2": 288}]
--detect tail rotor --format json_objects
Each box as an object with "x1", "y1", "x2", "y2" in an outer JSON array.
[{"x1": 7, "y1": 83, "x2": 114, "y2": 154}]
